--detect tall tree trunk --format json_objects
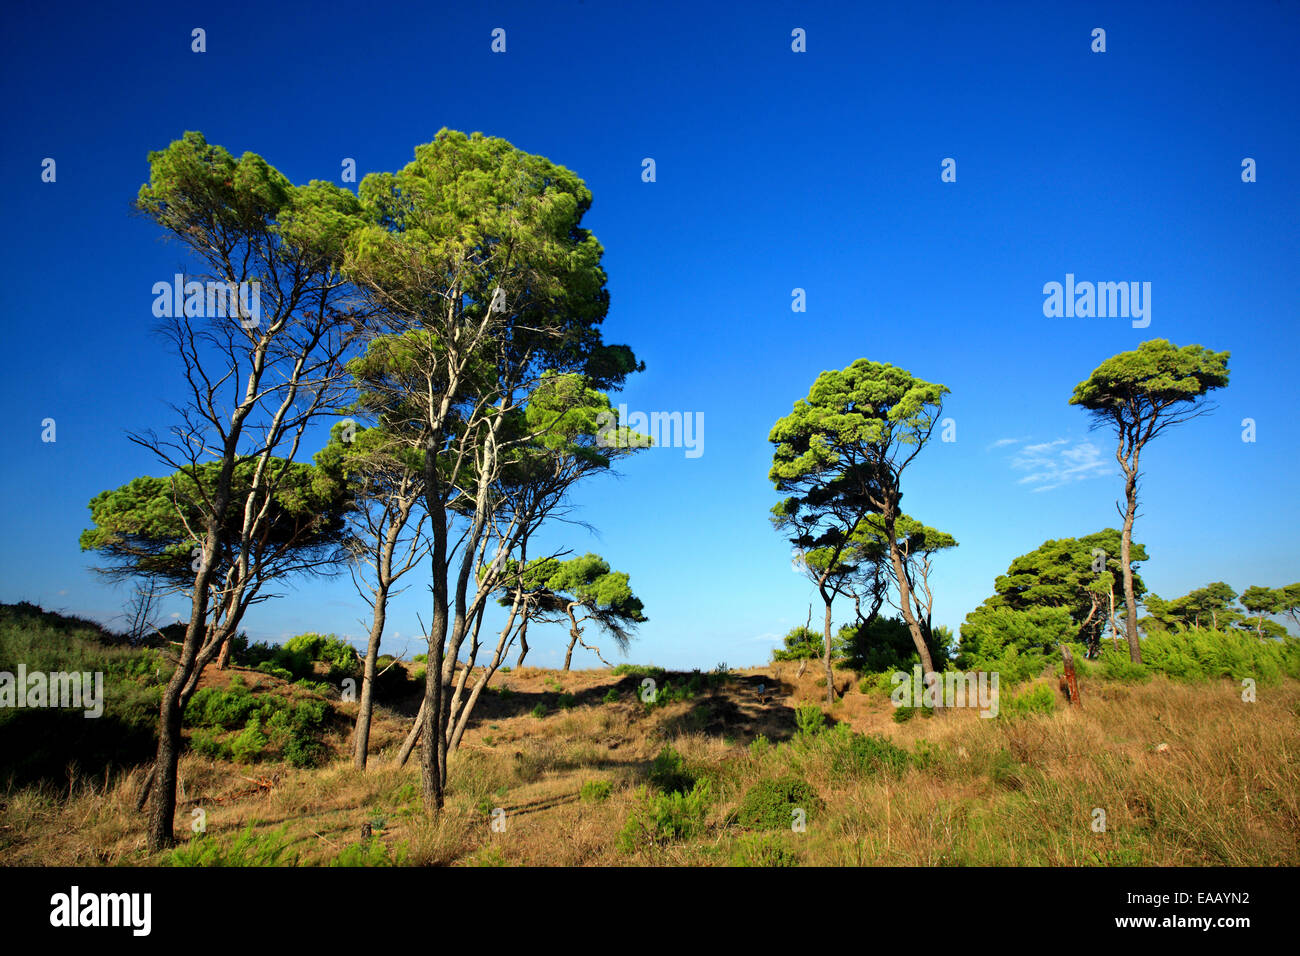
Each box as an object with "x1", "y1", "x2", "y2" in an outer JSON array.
[
  {"x1": 822, "y1": 595, "x2": 835, "y2": 706},
  {"x1": 885, "y1": 509, "x2": 938, "y2": 706},
  {"x1": 421, "y1": 449, "x2": 449, "y2": 812},
  {"x1": 146, "y1": 522, "x2": 226, "y2": 851},
  {"x1": 1120, "y1": 471, "x2": 1142, "y2": 663},
  {"x1": 353, "y1": 588, "x2": 388, "y2": 770},
  {"x1": 145, "y1": 673, "x2": 185, "y2": 851}
]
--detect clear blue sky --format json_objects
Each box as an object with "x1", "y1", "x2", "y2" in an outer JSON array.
[{"x1": 2, "y1": 0, "x2": 1297, "y2": 669}]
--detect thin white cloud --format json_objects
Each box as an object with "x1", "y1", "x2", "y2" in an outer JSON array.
[
  {"x1": 986, "y1": 437, "x2": 1023, "y2": 450},
  {"x1": 1006, "y1": 438, "x2": 1112, "y2": 492}
]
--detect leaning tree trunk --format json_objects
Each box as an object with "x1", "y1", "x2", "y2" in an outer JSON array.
[
  {"x1": 353, "y1": 587, "x2": 388, "y2": 770},
  {"x1": 146, "y1": 673, "x2": 185, "y2": 851},
  {"x1": 216, "y1": 635, "x2": 234, "y2": 670},
  {"x1": 562, "y1": 605, "x2": 582, "y2": 671},
  {"x1": 395, "y1": 698, "x2": 424, "y2": 767},
  {"x1": 146, "y1": 526, "x2": 224, "y2": 852},
  {"x1": 821, "y1": 594, "x2": 835, "y2": 706},
  {"x1": 886, "y1": 513, "x2": 939, "y2": 707},
  {"x1": 1119, "y1": 470, "x2": 1142, "y2": 663},
  {"x1": 516, "y1": 617, "x2": 530, "y2": 667}
]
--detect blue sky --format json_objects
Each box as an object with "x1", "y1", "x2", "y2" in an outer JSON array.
[{"x1": 2, "y1": 0, "x2": 1297, "y2": 669}]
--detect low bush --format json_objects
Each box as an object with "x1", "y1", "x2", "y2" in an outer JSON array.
[
  {"x1": 999, "y1": 682, "x2": 1057, "y2": 719},
  {"x1": 734, "y1": 776, "x2": 822, "y2": 830},
  {"x1": 823, "y1": 724, "x2": 911, "y2": 777},
  {"x1": 729, "y1": 832, "x2": 801, "y2": 867},
  {"x1": 230, "y1": 718, "x2": 268, "y2": 764},
  {"x1": 1140, "y1": 628, "x2": 1300, "y2": 683},
  {"x1": 1098, "y1": 650, "x2": 1151, "y2": 683},
  {"x1": 184, "y1": 682, "x2": 330, "y2": 767},
  {"x1": 580, "y1": 779, "x2": 613, "y2": 803},
  {"x1": 794, "y1": 705, "x2": 826, "y2": 737},
  {"x1": 617, "y1": 780, "x2": 712, "y2": 852},
  {"x1": 163, "y1": 824, "x2": 297, "y2": 866},
  {"x1": 611, "y1": 664, "x2": 666, "y2": 679},
  {"x1": 330, "y1": 837, "x2": 406, "y2": 866},
  {"x1": 649, "y1": 745, "x2": 695, "y2": 794}
]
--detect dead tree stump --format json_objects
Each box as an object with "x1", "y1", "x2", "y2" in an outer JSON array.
[{"x1": 1060, "y1": 644, "x2": 1081, "y2": 707}]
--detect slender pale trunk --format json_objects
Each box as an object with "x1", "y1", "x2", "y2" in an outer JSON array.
[
  {"x1": 448, "y1": 596, "x2": 523, "y2": 751},
  {"x1": 516, "y1": 617, "x2": 530, "y2": 667},
  {"x1": 353, "y1": 586, "x2": 388, "y2": 769},
  {"x1": 563, "y1": 604, "x2": 582, "y2": 671},
  {"x1": 818, "y1": 592, "x2": 834, "y2": 705},
  {"x1": 885, "y1": 508, "x2": 938, "y2": 705},
  {"x1": 396, "y1": 698, "x2": 423, "y2": 767},
  {"x1": 1119, "y1": 468, "x2": 1142, "y2": 663}
]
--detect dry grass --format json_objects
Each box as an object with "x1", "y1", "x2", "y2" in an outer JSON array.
[{"x1": 2, "y1": 664, "x2": 1296, "y2": 866}]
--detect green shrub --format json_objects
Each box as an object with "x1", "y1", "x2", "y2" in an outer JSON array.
[
  {"x1": 1099, "y1": 650, "x2": 1151, "y2": 683},
  {"x1": 1000, "y1": 682, "x2": 1057, "y2": 719},
  {"x1": 729, "y1": 832, "x2": 800, "y2": 867},
  {"x1": 611, "y1": 664, "x2": 665, "y2": 679},
  {"x1": 617, "y1": 780, "x2": 711, "y2": 852},
  {"x1": 841, "y1": 615, "x2": 955, "y2": 672},
  {"x1": 735, "y1": 776, "x2": 822, "y2": 831},
  {"x1": 163, "y1": 824, "x2": 297, "y2": 866},
  {"x1": 822, "y1": 724, "x2": 911, "y2": 777},
  {"x1": 1139, "y1": 628, "x2": 1300, "y2": 683},
  {"x1": 602, "y1": 687, "x2": 620, "y2": 704},
  {"x1": 230, "y1": 718, "x2": 268, "y2": 764},
  {"x1": 642, "y1": 677, "x2": 697, "y2": 709},
  {"x1": 794, "y1": 705, "x2": 826, "y2": 737},
  {"x1": 187, "y1": 684, "x2": 329, "y2": 767},
  {"x1": 858, "y1": 671, "x2": 895, "y2": 697},
  {"x1": 530, "y1": 702, "x2": 547, "y2": 719},
  {"x1": 580, "y1": 779, "x2": 613, "y2": 803},
  {"x1": 283, "y1": 734, "x2": 327, "y2": 769},
  {"x1": 256, "y1": 661, "x2": 295, "y2": 682},
  {"x1": 557, "y1": 692, "x2": 576, "y2": 709},
  {"x1": 649, "y1": 745, "x2": 694, "y2": 794},
  {"x1": 958, "y1": 605, "x2": 1075, "y2": 670},
  {"x1": 185, "y1": 684, "x2": 261, "y2": 730},
  {"x1": 329, "y1": 837, "x2": 406, "y2": 866},
  {"x1": 189, "y1": 729, "x2": 230, "y2": 760},
  {"x1": 283, "y1": 632, "x2": 359, "y2": 677}
]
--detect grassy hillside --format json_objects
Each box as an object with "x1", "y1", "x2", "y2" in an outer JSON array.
[{"x1": 1, "y1": 605, "x2": 1297, "y2": 866}]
